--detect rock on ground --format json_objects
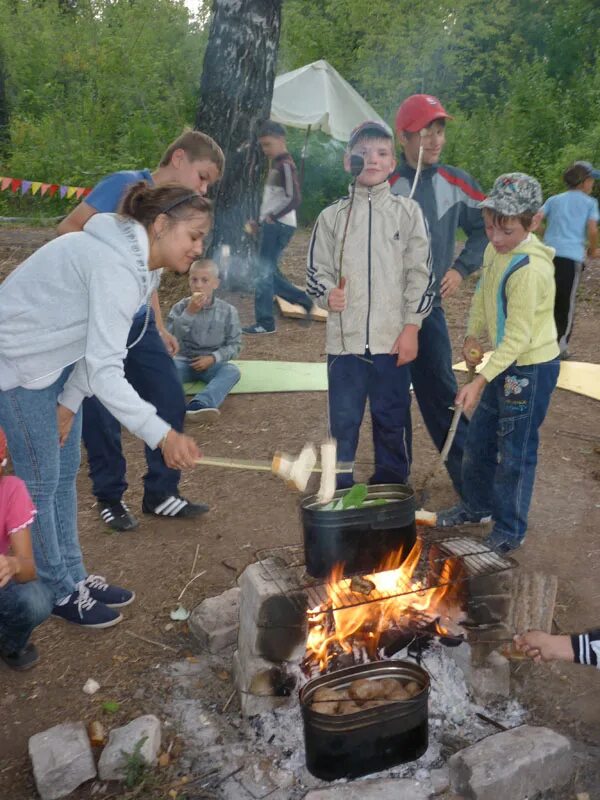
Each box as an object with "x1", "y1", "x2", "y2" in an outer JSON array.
[
  {"x1": 97, "y1": 714, "x2": 161, "y2": 782},
  {"x1": 28, "y1": 721, "x2": 96, "y2": 800},
  {"x1": 449, "y1": 724, "x2": 574, "y2": 800}
]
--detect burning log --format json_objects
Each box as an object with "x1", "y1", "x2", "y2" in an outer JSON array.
[{"x1": 350, "y1": 575, "x2": 376, "y2": 596}]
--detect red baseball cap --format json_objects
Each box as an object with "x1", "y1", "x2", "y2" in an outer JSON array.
[{"x1": 395, "y1": 94, "x2": 452, "y2": 133}]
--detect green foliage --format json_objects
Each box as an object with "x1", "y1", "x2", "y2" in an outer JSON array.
[
  {"x1": 123, "y1": 735, "x2": 149, "y2": 789},
  {"x1": 1, "y1": 0, "x2": 599, "y2": 221}
]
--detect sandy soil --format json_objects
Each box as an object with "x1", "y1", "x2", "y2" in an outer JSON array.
[{"x1": 0, "y1": 226, "x2": 598, "y2": 799}]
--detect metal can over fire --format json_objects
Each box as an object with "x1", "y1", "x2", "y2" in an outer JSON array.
[{"x1": 300, "y1": 660, "x2": 429, "y2": 781}]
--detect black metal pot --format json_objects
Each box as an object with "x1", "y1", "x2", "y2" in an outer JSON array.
[
  {"x1": 300, "y1": 660, "x2": 429, "y2": 781},
  {"x1": 301, "y1": 484, "x2": 416, "y2": 579}
]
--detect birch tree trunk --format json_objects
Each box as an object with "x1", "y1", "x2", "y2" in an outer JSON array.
[{"x1": 195, "y1": 0, "x2": 282, "y2": 289}]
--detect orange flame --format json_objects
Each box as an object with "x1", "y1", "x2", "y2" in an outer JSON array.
[{"x1": 306, "y1": 540, "x2": 466, "y2": 671}]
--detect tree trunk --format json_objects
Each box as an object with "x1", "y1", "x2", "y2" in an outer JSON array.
[
  {"x1": 195, "y1": 0, "x2": 283, "y2": 289},
  {"x1": 0, "y1": 46, "x2": 9, "y2": 157}
]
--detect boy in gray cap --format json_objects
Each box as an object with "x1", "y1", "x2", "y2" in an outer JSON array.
[{"x1": 435, "y1": 173, "x2": 560, "y2": 553}]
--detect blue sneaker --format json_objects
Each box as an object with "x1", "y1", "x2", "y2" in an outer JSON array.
[
  {"x1": 435, "y1": 504, "x2": 492, "y2": 527},
  {"x1": 84, "y1": 575, "x2": 135, "y2": 608},
  {"x1": 483, "y1": 534, "x2": 519, "y2": 554},
  {"x1": 242, "y1": 324, "x2": 275, "y2": 335},
  {"x1": 186, "y1": 402, "x2": 220, "y2": 421},
  {"x1": 52, "y1": 585, "x2": 122, "y2": 628}
]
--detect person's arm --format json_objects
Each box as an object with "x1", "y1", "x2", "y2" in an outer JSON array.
[
  {"x1": 213, "y1": 306, "x2": 242, "y2": 363},
  {"x1": 465, "y1": 245, "x2": 492, "y2": 342},
  {"x1": 0, "y1": 527, "x2": 36, "y2": 586},
  {"x1": 151, "y1": 290, "x2": 179, "y2": 356},
  {"x1": 571, "y1": 630, "x2": 600, "y2": 668},
  {"x1": 586, "y1": 218, "x2": 598, "y2": 258},
  {"x1": 306, "y1": 208, "x2": 339, "y2": 310},
  {"x1": 453, "y1": 177, "x2": 488, "y2": 279},
  {"x1": 57, "y1": 201, "x2": 97, "y2": 235}
]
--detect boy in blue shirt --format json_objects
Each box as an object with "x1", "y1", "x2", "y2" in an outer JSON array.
[
  {"x1": 541, "y1": 160, "x2": 600, "y2": 358},
  {"x1": 58, "y1": 130, "x2": 224, "y2": 530}
]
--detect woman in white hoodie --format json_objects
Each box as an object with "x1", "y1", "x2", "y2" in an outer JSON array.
[{"x1": 0, "y1": 182, "x2": 211, "y2": 629}]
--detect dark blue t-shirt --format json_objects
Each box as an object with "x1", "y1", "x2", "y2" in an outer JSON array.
[{"x1": 86, "y1": 169, "x2": 154, "y2": 318}]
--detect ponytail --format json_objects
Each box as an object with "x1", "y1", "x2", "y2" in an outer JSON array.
[{"x1": 119, "y1": 182, "x2": 213, "y2": 229}]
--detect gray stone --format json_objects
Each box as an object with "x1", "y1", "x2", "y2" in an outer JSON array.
[
  {"x1": 429, "y1": 766, "x2": 451, "y2": 795},
  {"x1": 189, "y1": 587, "x2": 240, "y2": 653},
  {"x1": 469, "y1": 650, "x2": 510, "y2": 703},
  {"x1": 304, "y1": 779, "x2": 430, "y2": 799},
  {"x1": 29, "y1": 721, "x2": 96, "y2": 800},
  {"x1": 449, "y1": 724, "x2": 574, "y2": 800},
  {"x1": 238, "y1": 560, "x2": 307, "y2": 662},
  {"x1": 232, "y1": 649, "x2": 293, "y2": 716},
  {"x1": 97, "y1": 714, "x2": 161, "y2": 781}
]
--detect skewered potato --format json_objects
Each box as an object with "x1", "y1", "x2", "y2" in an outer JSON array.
[
  {"x1": 348, "y1": 678, "x2": 383, "y2": 704},
  {"x1": 404, "y1": 680, "x2": 421, "y2": 697}
]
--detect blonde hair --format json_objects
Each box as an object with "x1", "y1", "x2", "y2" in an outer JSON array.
[
  {"x1": 159, "y1": 129, "x2": 225, "y2": 176},
  {"x1": 190, "y1": 258, "x2": 219, "y2": 278}
]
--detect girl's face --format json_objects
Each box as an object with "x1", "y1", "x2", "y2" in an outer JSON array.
[{"x1": 150, "y1": 211, "x2": 212, "y2": 272}]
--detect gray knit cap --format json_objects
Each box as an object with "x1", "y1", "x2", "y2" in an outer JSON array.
[{"x1": 480, "y1": 172, "x2": 543, "y2": 216}]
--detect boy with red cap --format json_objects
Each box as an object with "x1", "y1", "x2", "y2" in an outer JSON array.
[{"x1": 390, "y1": 94, "x2": 488, "y2": 499}]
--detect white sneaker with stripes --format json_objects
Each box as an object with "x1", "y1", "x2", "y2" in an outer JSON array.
[{"x1": 142, "y1": 494, "x2": 209, "y2": 518}]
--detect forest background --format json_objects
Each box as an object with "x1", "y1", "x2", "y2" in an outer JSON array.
[{"x1": 1, "y1": 0, "x2": 599, "y2": 224}]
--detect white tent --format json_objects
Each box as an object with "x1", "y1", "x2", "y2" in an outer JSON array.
[{"x1": 270, "y1": 59, "x2": 389, "y2": 143}]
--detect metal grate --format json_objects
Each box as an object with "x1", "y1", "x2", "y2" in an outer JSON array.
[{"x1": 254, "y1": 536, "x2": 515, "y2": 615}]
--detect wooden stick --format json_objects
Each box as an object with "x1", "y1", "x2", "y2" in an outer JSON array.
[
  {"x1": 124, "y1": 630, "x2": 178, "y2": 652},
  {"x1": 440, "y1": 403, "x2": 464, "y2": 463},
  {"x1": 194, "y1": 456, "x2": 353, "y2": 473}
]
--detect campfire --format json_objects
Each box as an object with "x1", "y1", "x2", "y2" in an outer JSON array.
[{"x1": 304, "y1": 538, "x2": 469, "y2": 674}]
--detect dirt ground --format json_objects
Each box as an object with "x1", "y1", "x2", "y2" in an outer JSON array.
[{"x1": 0, "y1": 226, "x2": 599, "y2": 799}]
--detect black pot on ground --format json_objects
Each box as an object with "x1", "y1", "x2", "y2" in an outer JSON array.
[
  {"x1": 300, "y1": 660, "x2": 430, "y2": 781},
  {"x1": 301, "y1": 484, "x2": 416, "y2": 579}
]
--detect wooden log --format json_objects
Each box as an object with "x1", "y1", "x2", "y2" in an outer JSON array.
[{"x1": 508, "y1": 571, "x2": 558, "y2": 635}]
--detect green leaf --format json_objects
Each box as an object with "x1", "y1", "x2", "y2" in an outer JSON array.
[
  {"x1": 102, "y1": 700, "x2": 121, "y2": 714},
  {"x1": 341, "y1": 483, "x2": 369, "y2": 509}
]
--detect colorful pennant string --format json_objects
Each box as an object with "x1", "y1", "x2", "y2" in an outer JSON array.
[{"x1": 0, "y1": 175, "x2": 91, "y2": 199}]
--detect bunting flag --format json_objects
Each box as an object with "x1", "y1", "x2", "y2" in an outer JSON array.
[{"x1": 0, "y1": 175, "x2": 92, "y2": 200}]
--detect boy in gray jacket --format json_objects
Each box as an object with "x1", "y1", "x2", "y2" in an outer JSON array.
[
  {"x1": 168, "y1": 259, "x2": 241, "y2": 421},
  {"x1": 307, "y1": 122, "x2": 433, "y2": 487}
]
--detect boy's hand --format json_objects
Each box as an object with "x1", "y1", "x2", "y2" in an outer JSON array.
[
  {"x1": 187, "y1": 292, "x2": 207, "y2": 314},
  {"x1": 159, "y1": 430, "x2": 202, "y2": 470},
  {"x1": 586, "y1": 246, "x2": 600, "y2": 259},
  {"x1": 0, "y1": 554, "x2": 19, "y2": 587},
  {"x1": 455, "y1": 374, "x2": 486, "y2": 413},
  {"x1": 57, "y1": 404, "x2": 75, "y2": 446},
  {"x1": 513, "y1": 631, "x2": 574, "y2": 664},
  {"x1": 244, "y1": 219, "x2": 259, "y2": 237},
  {"x1": 328, "y1": 278, "x2": 346, "y2": 312},
  {"x1": 440, "y1": 268, "x2": 463, "y2": 299},
  {"x1": 390, "y1": 324, "x2": 419, "y2": 366},
  {"x1": 191, "y1": 355, "x2": 216, "y2": 372},
  {"x1": 463, "y1": 336, "x2": 484, "y2": 367},
  {"x1": 159, "y1": 328, "x2": 180, "y2": 356}
]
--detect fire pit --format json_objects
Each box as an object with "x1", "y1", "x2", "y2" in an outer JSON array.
[{"x1": 300, "y1": 660, "x2": 430, "y2": 781}]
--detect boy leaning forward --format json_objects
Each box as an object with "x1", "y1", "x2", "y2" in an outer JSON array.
[
  {"x1": 436, "y1": 174, "x2": 560, "y2": 553},
  {"x1": 307, "y1": 122, "x2": 433, "y2": 488}
]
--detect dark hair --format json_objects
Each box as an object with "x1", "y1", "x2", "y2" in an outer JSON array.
[
  {"x1": 159, "y1": 129, "x2": 225, "y2": 175},
  {"x1": 482, "y1": 207, "x2": 536, "y2": 230},
  {"x1": 350, "y1": 128, "x2": 394, "y2": 151},
  {"x1": 119, "y1": 182, "x2": 213, "y2": 228},
  {"x1": 258, "y1": 120, "x2": 287, "y2": 139},
  {"x1": 563, "y1": 163, "x2": 591, "y2": 188}
]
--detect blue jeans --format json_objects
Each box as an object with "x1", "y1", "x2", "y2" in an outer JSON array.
[
  {"x1": 411, "y1": 306, "x2": 468, "y2": 495},
  {"x1": 0, "y1": 368, "x2": 86, "y2": 601},
  {"x1": 82, "y1": 310, "x2": 186, "y2": 503},
  {"x1": 0, "y1": 579, "x2": 54, "y2": 652},
  {"x1": 460, "y1": 360, "x2": 560, "y2": 548},
  {"x1": 328, "y1": 353, "x2": 412, "y2": 489},
  {"x1": 254, "y1": 221, "x2": 311, "y2": 330},
  {"x1": 174, "y1": 358, "x2": 241, "y2": 408}
]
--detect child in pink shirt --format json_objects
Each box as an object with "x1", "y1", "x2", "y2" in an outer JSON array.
[{"x1": 0, "y1": 429, "x2": 52, "y2": 670}]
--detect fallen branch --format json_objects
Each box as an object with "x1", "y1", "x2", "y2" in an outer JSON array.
[
  {"x1": 190, "y1": 543, "x2": 200, "y2": 579},
  {"x1": 124, "y1": 630, "x2": 178, "y2": 652},
  {"x1": 177, "y1": 570, "x2": 207, "y2": 601}
]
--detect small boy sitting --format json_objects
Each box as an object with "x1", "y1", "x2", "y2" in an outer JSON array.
[
  {"x1": 0, "y1": 429, "x2": 52, "y2": 670},
  {"x1": 168, "y1": 259, "x2": 241, "y2": 420},
  {"x1": 436, "y1": 173, "x2": 560, "y2": 553},
  {"x1": 307, "y1": 121, "x2": 433, "y2": 487}
]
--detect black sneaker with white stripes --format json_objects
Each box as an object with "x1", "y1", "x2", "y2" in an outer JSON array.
[
  {"x1": 99, "y1": 500, "x2": 139, "y2": 532},
  {"x1": 142, "y1": 493, "x2": 209, "y2": 518}
]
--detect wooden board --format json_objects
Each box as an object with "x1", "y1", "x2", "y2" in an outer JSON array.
[{"x1": 276, "y1": 295, "x2": 327, "y2": 321}]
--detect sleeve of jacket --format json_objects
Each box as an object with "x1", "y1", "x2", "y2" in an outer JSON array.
[
  {"x1": 479, "y1": 266, "x2": 545, "y2": 382},
  {"x1": 402, "y1": 202, "x2": 434, "y2": 328},
  {"x1": 453, "y1": 173, "x2": 488, "y2": 278},
  {"x1": 306, "y1": 207, "x2": 338, "y2": 310},
  {"x1": 58, "y1": 267, "x2": 170, "y2": 449},
  {"x1": 213, "y1": 304, "x2": 242, "y2": 363},
  {"x1": 466, "y1": 244, "x2": 493, "y2": 340},
  {"x1": 271, "y1": 159, "x2": 302, "y2": 220},
  {"x1": 166, "y1": 297, "x2": 194, "y2": 342}
]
